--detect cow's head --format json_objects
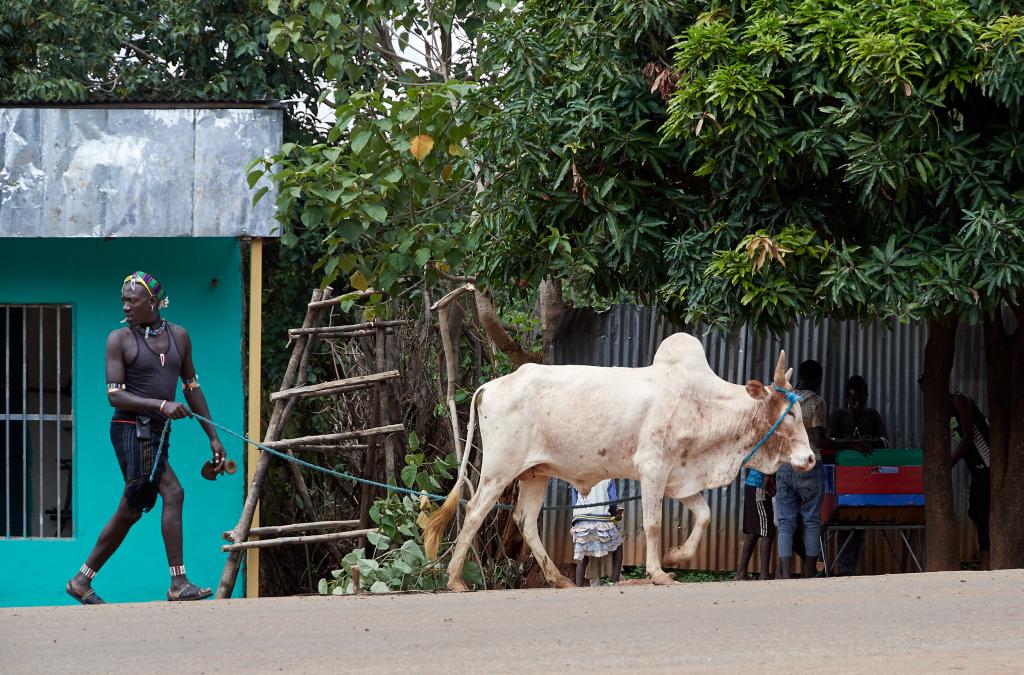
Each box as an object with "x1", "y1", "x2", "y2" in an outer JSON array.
[{"x1": 743, "y1": 350, "x2": 816, "y2": 473}]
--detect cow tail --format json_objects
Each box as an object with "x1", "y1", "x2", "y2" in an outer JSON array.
[{"x1": 423, "y1": 385, "x2": 483, "y2": 560}]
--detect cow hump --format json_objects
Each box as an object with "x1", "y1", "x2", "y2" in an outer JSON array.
[{"x1": 651, "y1": 332, "x2": 713, "y2": 374}]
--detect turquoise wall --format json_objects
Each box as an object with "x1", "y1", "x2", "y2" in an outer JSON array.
[{"x1": 0, "y1": 238, "x2": 245, "y2": 606}]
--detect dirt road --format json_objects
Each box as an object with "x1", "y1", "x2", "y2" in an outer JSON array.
[{"x1": 2, "y1": 570, "x2": 1022, "y2": 673}]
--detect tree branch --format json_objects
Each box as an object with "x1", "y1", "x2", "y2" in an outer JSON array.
[{"x1": 473, "y1": 289, "x2": 542, "y2": 369}]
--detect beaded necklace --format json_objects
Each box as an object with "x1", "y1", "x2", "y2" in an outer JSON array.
[{"x1": 135, "y1": 319, "x2": 168, "y2": 339}]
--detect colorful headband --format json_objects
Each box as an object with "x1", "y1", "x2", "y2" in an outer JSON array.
[{"x1": 123, "y1": 271, "x2": 170, "y2": 309}]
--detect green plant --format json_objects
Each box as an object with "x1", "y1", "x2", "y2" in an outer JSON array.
[{"x1": 319, "y1": 447, "x2": 481, "y2": 595}]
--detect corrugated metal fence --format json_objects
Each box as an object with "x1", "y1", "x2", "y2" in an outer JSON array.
[{"x1": 539, "y1": 305, "x2": 985, "y2": 574}]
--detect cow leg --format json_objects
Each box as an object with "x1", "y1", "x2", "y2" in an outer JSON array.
[
  {"x1": 515, "y1": 477, "x2": 574, "y2": 589},
  {"x1": 663, "y1": 492, "x2": 710, "y2": 568},
  {"x1": 639, "y1": 473, "x2": 675, "y2": 585},
  {"x1": 446, "y1": 480, "x2": 505, "y2": 592}
]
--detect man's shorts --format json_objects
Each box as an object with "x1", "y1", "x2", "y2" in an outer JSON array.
[
  {"x1": 968, "y1": 468, "x2": 990, "y2": 552},
  {"x1": 742, "y1": 484, "x2": 776, "y2": 537}
]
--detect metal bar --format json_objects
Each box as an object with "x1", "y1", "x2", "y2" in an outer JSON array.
[
  {"x1": 0, "y1": 414, "x2": 74, "y2": 422},
  {"x1": 899, "y1": 529, "x2": 924, "y2": 572},
  {"x1": 38, "y1": 307, "x2": 43, "y2": 536},
  {"x1": 22, "y1": 308, "x2": 27, "y2": 536},
  {"x1": 56, "y1": 306, "x2": 61, "y2": 537},
  {"x1": 4, "y1": 307, "x2": 9, "y2": 537}
]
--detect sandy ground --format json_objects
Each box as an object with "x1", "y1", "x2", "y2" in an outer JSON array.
[{"x1": 2, "y1": 569, "x2": 1022, "y2": 674}]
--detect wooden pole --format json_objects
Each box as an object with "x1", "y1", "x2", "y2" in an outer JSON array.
[
  {"x1": 245, "y1": 237, "x2": 263, "y2": 599},
  {"x1": 377, "y1": 324, "x2": 398, "y2": 485},
  {"x1": 220, "y1": 528, "x2": 376, "y2": 552},
  {"x1": 269, "y1": 370, "x2": 401, "y2": 401},
  {"x1": 262, "y1": 424, "x2": 404, "y2": 449},
  {"x1": 288, "y1": 320, "x2": 408, "y2": 335},
  {"x1": 223, "y1": 519, "x2": 361, "y2": 541},
  {"x1": 359, "y1": 323, "x2": 386, "y2": 549},
  {"x1": 306, "y1": 289, "x2": 385, "y2": 310}
]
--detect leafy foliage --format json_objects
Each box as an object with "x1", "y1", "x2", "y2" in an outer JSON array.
[
  {"x1": 470, "y1": 0, "x2": 692, "y2": 303},
  {"x1": 0, "y1": 0, "x2": 319, "y2": 133},
  {"x1": 246, "y1": 0, "x2": 513, "y2": 299},
  {"x1": 319, "y1": 450, "x2": 481, "y2": 595},
  {"x1": 662, "y1": 0, "x2": 1024, "y2": 333}
]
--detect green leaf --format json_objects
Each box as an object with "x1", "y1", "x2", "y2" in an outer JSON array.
[
  {"x1": 401, "y1": 464, "x2": 418, "y2": 488},
  {"x1": 367, "y1": 530, "x2": 392, "y2": 549},
  {"x1": 362, "y1": 203, "x2": 388, "y2": 223},
  {"x1": 414, "y1": 247, "x2": 431, "y2": 267},
  {"x1": 351, "y1": 129, "x2": 372, "y2": 155},
  {"x1": 317, "y1": 578, "x2": 329, "y2": 595},
  {"x1": 369, "y1": 581, "x2": 390, "y2": 594},
  {"x1": 357, "y1": 558, "x2": 380, "y2": 576}
]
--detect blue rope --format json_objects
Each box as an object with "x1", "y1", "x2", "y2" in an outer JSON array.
[
  {"x1": 739, "y1": 385, "x2": 803, "y2": 468},
  {"x1": 148, "y1": 419, "x2": 171, "y2": 483},
  {"x1": 188, "y1": 412, "x2": 634, "y2": 512},
  {"x1": 189, "y1": 386, "x2": 800, "y2": 513}
]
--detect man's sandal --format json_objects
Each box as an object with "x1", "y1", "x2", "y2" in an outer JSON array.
[
  {"x1": 66, "y1": 581, "x2": 106, "y2": 605},
  {"x1": 167, "y1": 582, "x2": 212, "y2": 601}
]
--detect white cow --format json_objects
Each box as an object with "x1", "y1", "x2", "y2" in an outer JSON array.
[{"x1": 423, "y1": 332, "x2": 815, "y2": 591}]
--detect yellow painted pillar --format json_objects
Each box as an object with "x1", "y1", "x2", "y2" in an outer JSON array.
[{"x1": 246, "y1": 237, "x2": 263, "y2": 598}]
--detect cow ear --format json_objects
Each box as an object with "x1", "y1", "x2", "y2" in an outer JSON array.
[
  {"x1": 785, "y1": 368, "x2": 793, "y2": 385},
  {"x1": 746, "y1": 380, "x2": 770, "y2": 400}
]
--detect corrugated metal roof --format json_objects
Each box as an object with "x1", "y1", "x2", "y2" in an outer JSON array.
[
  {"x1": 0, "y1": 106, "x2": 283, "y2": 238},
  {"x1": 541, "y1": 305, "x2": 985, "y2": 575},
  {"x1": 0, "y1": 100, "x2": 286, "y2": 110}
]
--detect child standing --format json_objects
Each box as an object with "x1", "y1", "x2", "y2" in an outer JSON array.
[
  {"x1": 735, "y1": 468, "x2": 776, "y2": 580},
  {"x1": 571, "y1": 479, "x2": 624, "y2": 586}
]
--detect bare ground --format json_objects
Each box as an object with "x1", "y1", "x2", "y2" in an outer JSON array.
[{"x1": 2, "y1": 569, "x2": 1022, "y2": 674}]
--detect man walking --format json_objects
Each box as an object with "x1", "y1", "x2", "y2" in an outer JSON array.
[{"x1": 65, "y1": 271, "x2": 226, "y2": 604}]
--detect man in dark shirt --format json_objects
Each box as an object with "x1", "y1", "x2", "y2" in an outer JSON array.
[
  {"x1": 828, "y1": 375, "x2": 888, "y2": 448},
  {"x1": 829, "y1": 375, "x2": 889, "y2": 575},
  {"x1": 65, "y1": 272, "x2": 226, "y2": 604}
]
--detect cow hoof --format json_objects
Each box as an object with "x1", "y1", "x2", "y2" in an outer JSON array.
[
  {"x1": 650, "y1": 572, "x2": 677, "y2": 586},
  {"x1": 552, "y1": 575, "x2": 576, "y2": 590},
  {"x1": 447, "y1": 578, "x2": 470, "y2": 592}
]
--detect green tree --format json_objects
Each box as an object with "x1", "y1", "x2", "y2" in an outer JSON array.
[
  {"x1": 663, "y1": 0, "x2": 1024, "y2": 569},
  {"x1": 470, "y1": 0, "x2": 691, "y2": 304},
  {"x1": 0, "y1": 0, "x2": 320, "y2": 133}
]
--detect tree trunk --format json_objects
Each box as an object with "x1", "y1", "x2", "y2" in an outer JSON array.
[
  {"x1": 985, "y1": 309, "x2": 1024, "y2": 569},
  {"x1": 922, "y1": 318, "x2": 958, "y2": 571},
  {"x1": 539, "y1": 277, "x2": 564, "y2": 363}
]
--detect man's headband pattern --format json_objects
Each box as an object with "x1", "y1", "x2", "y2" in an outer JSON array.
[{"x1": 123, "y1": 271, "x2": 169, "y2": 308}]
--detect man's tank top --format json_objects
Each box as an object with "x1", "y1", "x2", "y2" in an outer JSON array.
[
  {"x1": 950, "y1": 394, "x2": 991, "y2": 475},
  {"x1": 112, "y1": 325, "x2": 183, "y2": 421}
]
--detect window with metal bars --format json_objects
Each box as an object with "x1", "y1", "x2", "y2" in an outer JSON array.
[{"x1": 1, "y1": 305, "x2": 73, "y2": 538}]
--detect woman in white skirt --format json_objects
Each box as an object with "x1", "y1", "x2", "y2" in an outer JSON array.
[{"x1": 571, "y1": 478, "x2": 623, "y2": 586}]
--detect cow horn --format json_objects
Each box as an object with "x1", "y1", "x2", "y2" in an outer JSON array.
[{"x1": 774, "y1": 350, "x2": 787, "y2": 384}]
